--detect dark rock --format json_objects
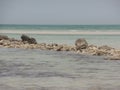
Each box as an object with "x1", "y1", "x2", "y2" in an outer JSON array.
[
  {"x1": 75, "y1": 38, "x2": 88, "y2": 50},
  {"x1": 21, "y1": 34, "x2": 30, "y2": 42},
  {"x1": 28, "y1": 38, "x2": 37, "y2": 44},
  {"x1": 0, "y1": 35, "x2": 9, "y2": 40},
  {"x1": 21, "y1": 34, "x2": 37, "y2": 44}
]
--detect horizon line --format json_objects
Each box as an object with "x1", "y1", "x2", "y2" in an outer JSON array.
[{"x1": 0, "y1": 24, "x2": 120, "y2": 26}]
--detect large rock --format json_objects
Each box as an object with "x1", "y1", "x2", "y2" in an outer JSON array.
[
  {"x1": 21, "y1": 34, "x2": 37, "y2": 44},
  {"x1": 21, "y1": 34, "x2": 30, "y2": 42},
  {"x1": 75, "y1": 38, "x2": 88, "y2": 50},
  {"x1": 0, "y1": 35, "x2": 9, "y2": 40}
]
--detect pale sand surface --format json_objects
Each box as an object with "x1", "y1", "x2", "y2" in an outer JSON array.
[{"x1": 0, "y1": 30, "x2": 120, "y2": 35}]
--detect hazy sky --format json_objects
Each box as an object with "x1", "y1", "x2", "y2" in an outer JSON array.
[{"x1": 0, "y1": 0, "x2": 120, "y2": 25}]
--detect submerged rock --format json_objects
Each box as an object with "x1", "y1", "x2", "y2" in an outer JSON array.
[
  {"x1": 75, "y1": 38, "x2": 88, "y2": 50},
  {"x1": 104, "y1": 56, "x2": 120, "y2": 60}
]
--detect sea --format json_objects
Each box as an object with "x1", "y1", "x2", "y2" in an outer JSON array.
[{"x1": 0, "y1": 25, "x2": 120, "y2": 90}]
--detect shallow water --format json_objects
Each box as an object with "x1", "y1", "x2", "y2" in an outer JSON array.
[{"x1": 0, "y1": 48, "x2": 120, "y2": 90}]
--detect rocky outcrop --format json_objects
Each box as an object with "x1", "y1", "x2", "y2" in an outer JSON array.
[
  {"x1": 75, "y1": 38, "x2": 88, "y2": 51},
  {"x1": 1, "y1": 35, "x2": 120, "y2": 60},
  {"x1": 21, "y1": 34, "x2": 37, "y2": 44}
]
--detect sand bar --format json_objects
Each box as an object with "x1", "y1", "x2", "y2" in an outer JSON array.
[{"x1": 0, "y1": 30, "x2": 120, "y2": 35}]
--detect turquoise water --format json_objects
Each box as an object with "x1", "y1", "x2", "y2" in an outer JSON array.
[{"x1": 0, "y1": 24, "x2": 120, "y2": 31}]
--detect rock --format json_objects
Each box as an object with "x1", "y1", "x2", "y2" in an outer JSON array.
[
  {"x1": 69, "y1": 46, "x2": 76, "y2": 51},
  {"x1": 54, "y1": 45, "x2": 63, "y2": 51},
  {"x1": 0, "y1": 40, "x2": 4, "y2": 45},
  {"x1": 51, "y1": 43, "x2": 58, "y2": 47},
  {"x1": 21, "y1": 34, "x2": 37, "y2": 44},
  {"x1": 28, "y1": 38, "x2": 37, "y2": 44},
  {"x1": 39, "y1": 43, "x2": 46, "y2": 46},
  {"x1": 21, "y1": 34, "x2": 30, "y2": 41},
  {"x1": 37, "y1": 43, "x2": 46, "y2": 50},
  {"x1": 88, "y1": 45, "x2": 98, "y2": 50},
  {"x1": 93, "y1": 50, "x2": 108, "y2": 56},
  {"x1": 0, "y1": 40, "x2": 10, "y2": 46},
  {"x1": 46, "y1": 44, "x2": 54, "y2": 50},
  {"x1": 75, "y1": 38, "x2": 88, "y2": 50},
  {"x1": 61, "y1": 47, "x2": 70, "y2": 51},
  {"x1": 112, "y1": 50, "x2": 120, "y2": 56},
  {"x1": 98, "y1": 45, "x2": 114, "y2": 51},
  {"x1": 0, "y1": 35, "x2": 9, "y2": 40}
]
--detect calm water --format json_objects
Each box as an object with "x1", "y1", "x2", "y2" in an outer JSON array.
[
  {"x1": 0, "y1": 25, "x2": 120, "y2": 90},
  {"x1": 0, "y1": 48, "x2": 120, "y2": 90}
]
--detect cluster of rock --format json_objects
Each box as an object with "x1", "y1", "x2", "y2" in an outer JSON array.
[
  {"x1": 0, "y1": 34, "x2": 120, "y2": 60},
  {"x1": 0, "y1": 34, "x2": 76, "y2": 51}
]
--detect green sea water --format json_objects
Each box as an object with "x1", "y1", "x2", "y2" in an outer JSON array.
[{"x1": 0, "y1": 24, "x2": 120, "y2": 31}]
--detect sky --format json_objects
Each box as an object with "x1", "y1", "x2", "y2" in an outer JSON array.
[{"x1": 0, "y1": 0, "x2": 120, "y2": 25}]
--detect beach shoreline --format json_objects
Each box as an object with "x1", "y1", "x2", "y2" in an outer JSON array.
[{"x1": 1, "y1": 30, "x2": 120, "y2": 35}]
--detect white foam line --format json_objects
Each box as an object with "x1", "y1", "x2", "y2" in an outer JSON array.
[{"x1": 1, "y1": 30, "x2": 120, "y2": 35}]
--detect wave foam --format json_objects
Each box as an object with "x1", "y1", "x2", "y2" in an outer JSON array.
[{"x1": 1, "y1": 30, "x2": 120, "y2": 35}]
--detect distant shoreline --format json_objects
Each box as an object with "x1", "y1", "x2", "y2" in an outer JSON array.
[{"x1": 1, "y1": 30, "x2": 120, "y2": 35}]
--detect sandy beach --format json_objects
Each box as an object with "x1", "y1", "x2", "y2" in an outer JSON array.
[{"x1": 1, "y1": 30, "x2": 120, "y2": 35}]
